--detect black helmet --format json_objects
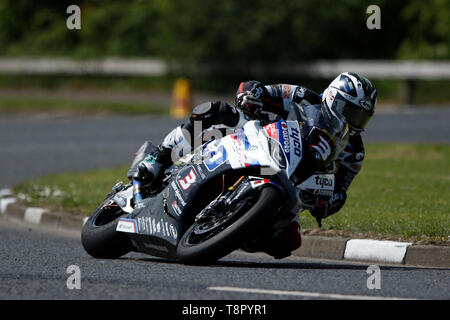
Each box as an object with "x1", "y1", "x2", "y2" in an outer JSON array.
[{"x1": 322, "y1": 72, "x2": 377, "y2": 133}]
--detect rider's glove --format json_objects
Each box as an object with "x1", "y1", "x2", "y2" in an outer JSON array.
[
  {"x1": 235, "y1": 81, "x2": 264, "y2": 114},
  {"x1": 309, "y1": 189, "x2": 347, "y2": 221},
  {"x1": 310, "y1": 197, "x2": 330, "y2": 220},
  {"x1": 328, "y1": 189, "x2": 347, "y2": 216},
  {"x1": 236, "y1": 91, "x2": 263, "y2": 111}
]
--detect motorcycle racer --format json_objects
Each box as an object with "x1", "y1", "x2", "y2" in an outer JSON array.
[{"x1": 131, "y1": 72, "x2": 377, "y2": 259}]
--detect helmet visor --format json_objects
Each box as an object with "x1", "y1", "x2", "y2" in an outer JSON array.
[
  {"x1": 327, "y1": 92, "x2": 374, "y2": 132},
  {"x1": 320, "y1": 102, "x2": 348, "y2": 141},
  {"x1": 341, "y1": 101, "x2": 373, "y2": 131}
]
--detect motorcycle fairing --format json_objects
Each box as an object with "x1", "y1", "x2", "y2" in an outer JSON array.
[
  {"x1": 115, "y1": 120, "x2": 303, "y2": 258},
  {"x1": 263, "y1": 120, "x2": 303, "y2": 177},
  {"x1": 201, "y1": 120, "x2": 303, "y2": 177},
  {"x1": 117, "y1": 164, "x2": 205, "y2": 258}
]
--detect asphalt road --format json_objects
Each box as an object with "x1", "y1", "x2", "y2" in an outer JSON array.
[
  {"x1": 1, "y1": 217, "x2": 449, "y2": 300},
  {"x1": 0, "y1": 113, "x2": 181, "y2": 188},
  {"x1": 363, "y1": 107, "x2": 450, "y2": 144},
  {"x1": 1, "y1": 108, "x2": 449, "y2": 301},
  {"x1": 1, "y1": 107, "x2": 449, "y2": 188}
]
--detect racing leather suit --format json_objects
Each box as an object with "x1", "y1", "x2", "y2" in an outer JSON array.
[
  {"x1": 139, "y1": 80, "x2": 365, "y2": 258},
  {"x1": 237, "y1": 81, "x2": 364, "y2": 220}
]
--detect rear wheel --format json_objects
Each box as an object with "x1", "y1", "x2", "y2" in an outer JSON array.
[
  {"x1": 81, "y1": 198, "x2": 134, "y2": 259},
  {"x1": 176, "y1": 186, "x2": 282, "y2": 265}
]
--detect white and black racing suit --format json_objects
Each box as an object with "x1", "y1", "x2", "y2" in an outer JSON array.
[
  {"x1": 156, "y1": 80, "x2": 364, "y2": 218},
  {"x1": 134, "y1": 80, "x2": 365, "y2": 258}
]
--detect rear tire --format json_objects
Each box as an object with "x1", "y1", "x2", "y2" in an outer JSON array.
[
  {"x1": 176, "y1": 186, "x2": 282, "y2": 265},
  {"x1": 81, "y1": 200, "x2": 134, "y2": 259}
]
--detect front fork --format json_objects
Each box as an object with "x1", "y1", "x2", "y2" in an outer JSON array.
[
  {"x1": 132, "y1": 178, "x2": 144, "y2": 204},
  {"x1": 195, "y1": 175, "x2": 246, "y2": 223},
  {"x1": 194, "y1": 175, "x2": 284, "y2": 223}
]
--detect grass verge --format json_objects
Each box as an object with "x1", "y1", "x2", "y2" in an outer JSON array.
[
  {"x1": 13, "y1": 143, "x2": 450, "y2": 244},
  {"x1": 0, "y1": 96, "x2": 169, "y2": 115}
]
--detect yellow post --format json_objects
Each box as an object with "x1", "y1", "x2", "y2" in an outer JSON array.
[{"x1": 171, "y1": 78, "x2": 192, "y2": 118}]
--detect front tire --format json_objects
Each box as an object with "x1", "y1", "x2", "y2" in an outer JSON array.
[
  {"x1": 176, "y1": 186, "x2": 282, "y2": 265},
  {"x1": 81, "y1": 199, "x2": 134, "y2": 259}
]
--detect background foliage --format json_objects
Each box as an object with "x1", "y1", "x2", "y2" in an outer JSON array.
[{"x1": 0, "y1": 0, "x2": 448, "y2": 62}]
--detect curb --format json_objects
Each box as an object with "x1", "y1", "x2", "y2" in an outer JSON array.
[
  {"x1": 292, "y1": 237, "x2": 449, "y2": 269},
  {"x1": 0, "y1": 190, "x2": 85, "y2": 232},
  {"x1": 1, "y1": 190, "x2": 448, "y2": 268}
]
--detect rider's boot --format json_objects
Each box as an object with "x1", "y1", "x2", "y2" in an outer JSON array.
[
  {"x1": 132, "y1": 122, "x2": 193, "y2": 188},
  {"x1": 241, "y1": 216, "x2": 302, "y2": 259},
  {"x1": 265, "y1": 218, "x2": 302, "y2": 259},
  {"x1": 133, "y1": 144, "x2": 173, "y2": 188}
]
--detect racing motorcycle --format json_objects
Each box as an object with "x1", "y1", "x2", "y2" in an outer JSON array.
[{"x1": 81, "y1": 102, "x2": 349, "y2": 264}]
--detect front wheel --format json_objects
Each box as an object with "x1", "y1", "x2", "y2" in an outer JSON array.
[
  {"x1": 176, "y1": 186, "x2": 282, "y2": 265},
  {"x1": 81, "y1": 199, "x2": 134, "y2": 259}
]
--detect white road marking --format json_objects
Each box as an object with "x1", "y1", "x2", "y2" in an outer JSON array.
[{"x1": 208, "y1": 286, "x2": 416, "y2": 300}]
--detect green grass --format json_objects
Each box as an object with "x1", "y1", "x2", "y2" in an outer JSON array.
[
  {"x1": 13, "y1": 143, "x2": 450, "y2": 243},
  {"x1": 0, "y1": 97, "x2": 170, "y2": 115},
  {"x1": 300, "y1": 144, "x2": 450, "y2": 242},
  {"x1": 13, "y1": 165, "x2": 131, "y2": 216}
]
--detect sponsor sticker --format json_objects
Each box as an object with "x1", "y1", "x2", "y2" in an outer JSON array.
[
  {"x1": 116, "y1": 218, "x2": 138, "y2": 234},
  {"x1": 169, "y1": 224, "x2": 178, "y2": 239},
  {"x1": 359, "y1": 97, "x2": 373, "y2": 111},
  {"x1": 298, "y1": 174, "x2": 335, "y2": 196},
  {"x1": 288, "y1": 124, "x2": 302, "y2": 158},
  {"x1": 250, "y1": 178, "x2": 270, "y2": 189},
  {"x1": 178, "y1": 168, "x2": 197, "y2": 190},
  {"x1": 264, "y1": 123, "x2": 278, "y2": 139},
  {"x1": 172, "y1": 200, "x2": 182, "y2": 216},
  {"x1": 311, "y1": 134, "x2": 331, "y2": 161},
  {"x1": 204, "y1": 144, "x2": 228, "y2": 172},
  {"x1": 171, "y1": 181, "x2": 187, "y2": 207}
]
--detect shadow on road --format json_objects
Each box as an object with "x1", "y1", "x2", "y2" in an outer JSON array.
[{"x1": 127, "y1": 254, "x2": 440, "y2": 271}]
